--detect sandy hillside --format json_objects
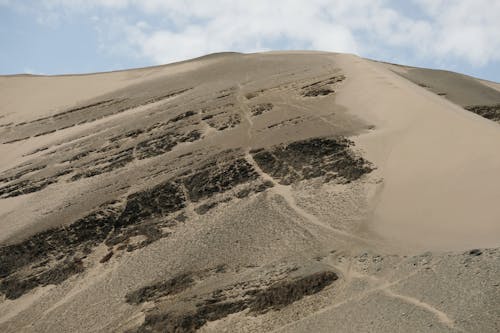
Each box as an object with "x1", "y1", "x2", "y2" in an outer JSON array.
[{"x1": 0, "y1": 52, "x2": 499, "y2": 333}]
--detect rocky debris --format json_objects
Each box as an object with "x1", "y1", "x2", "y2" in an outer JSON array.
[
  {"x1": 109, "y1": 129, "x2": 145, "y2": 143},
  {"x1": 248, "y1": 271, "x2": 338, "y2": 313},
  {"x1": 250, "y1": 103, "x2": 273, "y2": 116},
  {"x1": 234, "y1": 180, "x2": 274, "y2": 199},
  {"x1": 303, "y1": 88, "x2": 335, "y2": 97},
  {"x1": 251, "y1": 137, "x2": 373, "y2": 185},
  {"x1": 0, "y1": 204, "x2": 120, "y2": 298},
  {"x1": 3, "y1": 136, "x2": 31, "y2": 144},
  {"x1": 136, "y1": 130, "x2": 201, "y2": 160},
  {"x1": 107, "y1": 220, "x2": 171, "y2": 253},
  {"x1": 205, "y1": 112, "x2": 241, "y2": 131},
  {"x1": 0, "y1": 155, "x2": 265, "y2": 299},
  {"x1": 267, "y1": 116, "x2": 303, "y2": 130},
  {"x1": 125, "y1": 273, "x2": 195, "y2": 305},
  {"x1": 64, "y1": 149, "x2": 96, "y2": 163},
  {"x1": 131, "y1": 300, "x2": 248, "y2": 333},
  {"x1": 194, "y1": 202, "x2": 220, "y2": 215},
  {"x1": 0, "y1": 184, "x2": 183, "y2": 299},
  {"x1": 0, "y1": 258, "x2": 84, "y2": 300},
  {"x1": 2, "y1": 87, "x2": 194, "y2": 144},
  {"x1": 215, "y1": 87, "x2": 236, "y2": 100},
  {"x1": 99, "y1": 251, "x2": 114, "y2": 263},
  {"x1": 69, "y1": 129, "x2": 202, "y2": 181},
  {"x1": 465, "y1": 104, "x2": 500, "y2": 122},
  {"x1": 0, "y1": 175, "x2": 65, "y2": 198},
  {"x1": 1, "y1": 99, "x2": 122, "y2": 143},
  {"x1": 301, "y1": 75, "x2": 345, "y2": 97},
  {"x1": 71, "y1": 147, "x2": 135, "y2": 181},
  {"x1": 182, "y1": 158, "x2": 258, "y2": 202},
  {"x1": 0, "y1": 164, "x2": 46, "y2": 184},
  {"x1": 127, "y1": 271, "x2": 338, "y2": 333},
  {"x1": 468, "y1": 249, "x2": 483, "y2": 256},
  {"x1": 117, "y1": 181, "x2": 185, "y2": 228},
  {"x1": 169, "y1": 111, "x2": 197, "y2": 123},
  {"x1": 195, "y1": 179, "x2": 274, "y2": 214}
]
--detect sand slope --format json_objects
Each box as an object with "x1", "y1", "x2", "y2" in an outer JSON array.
[
  {"x1": 0, "y1": 52, "x2": 499, "y2": 333},
  {"x1": 338, "y1": 55, "x2": 500, "y2": 251}
]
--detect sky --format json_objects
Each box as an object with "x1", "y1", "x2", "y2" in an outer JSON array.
[{"x1": 1, "y1": 0, "x2": 500, "y2": 82}]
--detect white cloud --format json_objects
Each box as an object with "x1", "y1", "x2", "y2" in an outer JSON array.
[
  {"x1": 8, "y1": 0, "x2": 500, "y2": 68},
  {"x1": 108, "y1": 0, "x2": 366, "y2": 64},
  {"x1": 414, "y1": 0, "x2": 500, "y2": 66}
]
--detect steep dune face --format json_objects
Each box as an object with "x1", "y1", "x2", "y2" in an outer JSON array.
[
  {"x1": 337, "y1": 56, "x2": 500, "y2": 251},
  {"x1": 0, "y1": 52, "x2": 499, "y2": 333}
]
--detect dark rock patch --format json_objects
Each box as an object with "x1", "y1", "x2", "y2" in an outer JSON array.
[
  {"x1": 194, "y1": 202, "x2": 219, "y2": 215},
  {"x1": 0, "y1": 177, "x2": 58, "y2": 198},
  {"x1": 468, "y1": 249, "x2": 482, "y2": 256},
  {"x1": 303, "y1": 88, "x2": 335, "y2": 97},
  {"x1": 127, "y1": 271, "x2": 338, "y2": 333},
  {"x1": 251, "y1": 137, "x2": 372, "y2": 185},
  {"x1": 135, "y1": 130, "x2": 201, "y2": 160},
  {"x1": 0, "y1": 203, "x2": 121, "y2": 298},
  {"x1": 100, "y1": 251, "x2": 114, "y2": 263},
  {"x1": 71, "y1": 147, "x2": 135, "y2": 181},
  {"x1": 0, "y1": 204, "x2": 120, "y2": 278},
  {"x1": 117, "y1": 181, "x2": 185, "y2": 227},
  {"x1": 0, "y1": 164, "x2": 46, "y2": 184},
  {"x1": 205, "y1": 112, "x2": 241, "y2": 131},
  {"x1": 3, "y1": 136, "x2": 31, "y2": 144},
  {"x1": 28, "y1": 99, "x2": 116, "y2": 123},
  {"x1": 109, "y1": 129, "x2": 145, "y2": 143},
  {"x1": 0, "y1": 258, "x2": 85, "y2": 300},
  {"x1": 0, "y1": 152, "x2": 267, "y2": 299},
  {"x1": 465, "y1": 104, "x2": 500, "y2": 122},
  {"x1": 248, "y1": 271, "x2": 338, "y2": 313},
  {"x1": 126, "y1": 273, "x2": 195, "y2": 305},
  {"x1": 301, "y1": 75, "x2": 345, "y2": 97},
  {"x1": 250, "y1": 103, "x2": 273, "y2": 116},
  {"x1": 169, "y1": 111, "x2": 197, "y2": 123},
  {"x1": 182, "y1": 158, "x2": 258, "y2": 202}
]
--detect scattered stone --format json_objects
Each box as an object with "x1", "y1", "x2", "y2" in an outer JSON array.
[
  {"x1": 100, "y1": 251, "x2": 114, "y2": 263},
  {"x1": 468, "y1": 249, "x2": 483, "y2": 256}
]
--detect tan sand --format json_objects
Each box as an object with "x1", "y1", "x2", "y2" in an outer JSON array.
[{"x1": 336, "y1": 54, "x2": 500, "y2": 251}]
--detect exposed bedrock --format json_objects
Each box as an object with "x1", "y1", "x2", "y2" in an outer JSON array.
[
  {"x1": 0, "y1": 137, "x2": 370, "y2": 300},
  {"x1": 251, "y1": 137, "x2": 373, "y2": 185},
  {"x1": 465, "y1": 104, "x2": 500, "y2": 122},
  {"x1": 126, "y1": 271, "x2": 338, "y2": 333}
]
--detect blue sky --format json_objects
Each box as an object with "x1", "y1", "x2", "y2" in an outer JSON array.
[{"x1": 1, "y1": 0, "x2": 499, "y2": 82}]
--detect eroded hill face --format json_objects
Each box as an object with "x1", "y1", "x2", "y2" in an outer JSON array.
[
  {"x1": 0, "y1": 52, "x2": 499, "y2": 333},
  {"x1": 0, "y1": 53, "x2": 379, "y2": 332}
]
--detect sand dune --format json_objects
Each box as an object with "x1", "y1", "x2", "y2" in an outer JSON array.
[
  {"x1": 338, "y1": 55, "x2": 500, "y2": 251},
  {"x1": 0, "y1": 52, "x2": 499, "y2": 332}
]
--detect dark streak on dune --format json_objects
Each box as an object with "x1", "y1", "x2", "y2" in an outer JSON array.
[
  {"x1": 0, "y1": 136, "x2": 366, "y2": 299},
  {"x1": 251, "y1": 137, "x2": 373, "y2": 185},
  {"x1": 465, "y1": 104, "x2": 500, "y2": 123},
  {"x1": 126, "y1": 271, "x2": 338, "y2": 333}
]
